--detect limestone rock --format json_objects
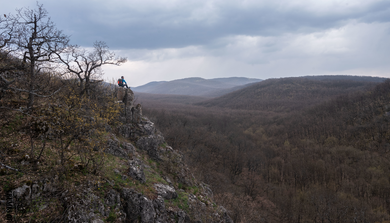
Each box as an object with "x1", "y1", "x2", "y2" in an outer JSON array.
[
  {"x1": 118, "y1": 118, "x2": 159, "y2": 140},
  {"x1": 154, "y1": 183, "x2": 177, "y2": 200},
  {"x1": 117, "y1": 124, "x2": 133, "y2": 139},
  {"x1": 121, "y1": 188, "x2": 156, "y2": 223},
  {"x1": 105, "y1": 189, "x2": 120, "y2": 207},
  {"x1": 105, "y1": 136, "x2": 135, "y2": 159},
  {"x1": 65, "y1": 189, "x2": 109, "y2": 222},
  {"x1": 12, "y1": 184, "x2": 31, "y2": 201},
  {"x1": 131, "y1": 104, "x2": 142, "y2": 123},
  {"x1": 128, "y1": 158, "x2": 145, "y2": 183},
  {"x1": 167, "y1": 209, "x2": 191, "y2": 223},
  {"x1": 219, "y1": 206, "x2": 234, "y2": 223},
  {"x1": 117, "y1": 87, "x2": 134, "y2": 106},
  {"x1": 136, "y1": 134, "x2": 164, "y2": 161},
  {"x1": 122, "y1": 88, "x2": 134, "y2": 106}
]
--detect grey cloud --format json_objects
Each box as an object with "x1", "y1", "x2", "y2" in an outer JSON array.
[
  {"x1": 10, "y1": 0, "x2": 386, "y2": 50},
  {"x1": 2, "y1": 0, "x2": 390, "y2": 83},
  {"x1": 360, "y1": 1, "x2": 390, "y2": 23}
]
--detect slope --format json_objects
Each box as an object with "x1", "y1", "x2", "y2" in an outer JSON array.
[
  {"x1": 142, "y1": 78, "x2": 390, "y2": 222},
  {"x1": 196, "y1": 76, "x2": 383, "y2": 112},
  {"x1": 0, "y1": 53, "x2": 233, "y2": 222},
  {"x1": 132, "y1": 77, "x2": 262, "y2": 97}
]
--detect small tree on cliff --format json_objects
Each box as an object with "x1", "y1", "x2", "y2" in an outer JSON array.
[
  {"x1": 0, "y1": 13, "x2": 17, "y2": 50},
  {"x1": 58, "y1": 41, "x2": 127, "y2": 96},
  {"x1": 12, "y1": 3, "x2": 69, "y2": 109}
]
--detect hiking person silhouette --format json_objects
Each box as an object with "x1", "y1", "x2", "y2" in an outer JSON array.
[{"x1": 118, "y1": 76, "x2": 129, "y2": 88}]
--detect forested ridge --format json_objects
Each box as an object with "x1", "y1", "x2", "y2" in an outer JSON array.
[
  {"x1": 132, "y1": 77, "x2": 262, "y2": 98},
  {"x1": 197, "y1": 77, "x2": 380, "y2": 112},
  {"x1": 141, "y1": 77, "x2": 390, "y2": 222}
]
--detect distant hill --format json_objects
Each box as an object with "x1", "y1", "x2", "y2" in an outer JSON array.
[
  {"x1": 196, "y1": 76, "x2": 387, "y2": 112},
  {"x1": 132, "y1": 77, "x2": 262, "y2": 97},
  {"x1": 135, "y1": 92, "x2": 209, "y2": 107},
  {"x1": 301, "y1": 75, "x2": 387, "y2": 82}
]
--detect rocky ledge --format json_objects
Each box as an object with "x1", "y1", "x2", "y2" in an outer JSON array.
[{"x1": 1, "y1": 88, "x2": 233, "y2": 223}]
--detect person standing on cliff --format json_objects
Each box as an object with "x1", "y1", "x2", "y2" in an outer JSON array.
[{"x1": 118, "y1": 76, "x2": 129, "y2": 88}]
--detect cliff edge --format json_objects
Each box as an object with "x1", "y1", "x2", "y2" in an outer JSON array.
[{"x1": 0, "y1": 87, "x2": 233, "y2": 222}]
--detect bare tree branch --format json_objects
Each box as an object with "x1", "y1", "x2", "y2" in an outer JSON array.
[
  {"x1": 0, "y1": 73, "x2": 61, "y2": 100},
  {"x1": 57, "y1": 41, "x2": 126, "y2": 95},
  {"x1": 0, "y1": 162, "x2": 21, "y2": 172},
  {"x1": 0, "y1": 106, "x2": 36, "y2": 117},
  {"x1": 11, "y1": 3, "x2": 69, "y2": 109},
  {"x1": 0, "y1": 13, "x2": 18, "y2": 50},
  {"x1": 8, "y1": 86, "x2": 62, "y2": 97}
]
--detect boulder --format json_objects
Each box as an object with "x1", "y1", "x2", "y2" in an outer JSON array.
[
  {"x1": 65, "y1": 189, "x2": 109, "y2": 222},
  {"x1": 105, "y1": 189, "x2": 120, "y2": 207},
  {"x1": 128, "y1": 158, "x2": 145, "y2": 183},
  {"x1": 105, "y1": 136, "x2": 135, "y2": 159},
  {"x1": 153, "y1": 195, "x2": 168, "y2": 222},
  {"x1": 154, "y1": 183, "x2": 177, "y2": 200},
  {"x1": 121, "y1": 188, "x2": 156, "y2": 223},
  {"x1": 12, "y1": 184, "x2": 31, "y2": 201},
  {"x1": 136, "y1": 135, "x2": 164, "y2": 161}
]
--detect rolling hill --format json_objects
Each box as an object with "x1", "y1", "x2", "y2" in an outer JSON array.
[
  {"x1": 196, "y1": 76, "x2": 387, "y2": 112},
  {"x1": 141, "y1": 77, "x2": 390, "y2": 222},
  {"x1": 132, "y1": 77, "x2": 262, "y2": 97}
]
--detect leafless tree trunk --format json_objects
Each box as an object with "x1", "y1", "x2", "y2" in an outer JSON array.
[
  {"x1": 58, "y1": 41, "x2": 127, "y2": 96},
  {"x1": 12, "y1": 3, "x2": 69, "y2": 109},
  {"x1": 0, "y1": 13, "x2": 17, "y2": 50}
]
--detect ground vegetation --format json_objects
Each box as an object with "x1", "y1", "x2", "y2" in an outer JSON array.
[{"x1": 0, "y1": 4, "x2": 232, "y2": 222}]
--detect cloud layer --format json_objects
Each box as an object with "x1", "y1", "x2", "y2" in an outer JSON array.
[{"x1": 2, "y1": 0, "x2": 390, "y2": 86}]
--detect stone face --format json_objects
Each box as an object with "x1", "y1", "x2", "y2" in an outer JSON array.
[
  {"x1": 5, "y1": 88, "x2": 234, "y2": 223},
  {"x1": 118, "y1": 118, "x2": 160, "y2": 141},
  {"x1": 140, "y1": 196, "x2": 156, "y2": 223},
  {"x1": 122, "y1": 88, "x2": 134, "y2": 106},
  {"x1": 117, "y1": 87, "x2": 139, "y2": 124},
  {"x1": 153, "y1": 195, "x2": 168, "y2": 222},
  {"x1": 117, "y1": 124, "x2": 133, "y2": 139},
  {"x1": 66, "y1": 189, "x2": 109, "y2": 223},
  {"x1": 176, "y1": 210, "x2": 191, "y2": 223},
  {"x1": 219, "y1": 206, "x2": 234, "y2": 223},
  {"x1": 121, "y1": 188, "x2": 142, "y2": 222},
  {"x1": 12, "y1": 184, "x2": 31, "y2": 201},
  {"x1": 136, "y1": 135, "x2": 164, "y2": 161},
  {"x1": 141, "y1": 119, "x2": 155, "y2": 136},
  {"x1": 132, "y1": 103, "x2": 142, "y2": 123},
  {"x1": 105, "y1": 189, "x2": 120, "y2": 207},
  {"x1": 121, "y1": 188, "x2": 156, "y2": 223},
  {"x1": 154, "y1": 183, "x2": 177, "y2": 200},
  {"x1": 128, "y1": 158, "x2": 146, "y2": 183},
  {"x1": 105, "y1": 136, "x2": 135, "y2": 159},
  {"x1": 117, "y1": 87, "x2": 125, "y2": 102}
]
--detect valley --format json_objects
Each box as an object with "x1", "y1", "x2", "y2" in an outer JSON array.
[{"x1": 138, "y1": 76, "x2": 390, "y2": 222}]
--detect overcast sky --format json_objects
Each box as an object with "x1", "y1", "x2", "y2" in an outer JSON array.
[{"x1": 2, "y1": 0, "x2": 390, "y2": 87}]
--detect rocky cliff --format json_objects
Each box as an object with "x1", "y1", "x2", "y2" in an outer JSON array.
[{"x1": 1, "y1": 87, "x2": 233, "y2": 223}]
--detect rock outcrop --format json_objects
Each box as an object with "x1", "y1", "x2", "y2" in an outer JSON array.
[{"x1": 2, "y1": 86, "x2": 233, "y2": 223}]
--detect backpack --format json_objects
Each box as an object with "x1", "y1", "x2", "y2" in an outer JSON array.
[{"x1": 118, "y1": 79, "x2": 123, "y2": 86}]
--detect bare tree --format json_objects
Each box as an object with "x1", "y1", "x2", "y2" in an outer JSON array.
[
  {"x1": 0, "y1": 13, "x2": 17, "y2": 50},
  {"x1": 0, "y1": 13, "x2": 25, "y2": 106},
  {"x1": 12, "y1": 3, "x2": 69, "y2": 109},
  {"x1": 58, "y1": 41, "x2": 127, "y2": 95}
]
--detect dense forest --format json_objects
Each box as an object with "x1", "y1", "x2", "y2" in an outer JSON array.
[
  {"x1": 196, "y1": 77, "x2": 379, "y2": 112},
  {"x1": 139, "y1": 77, "x2": 390, "y2": 222}
]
